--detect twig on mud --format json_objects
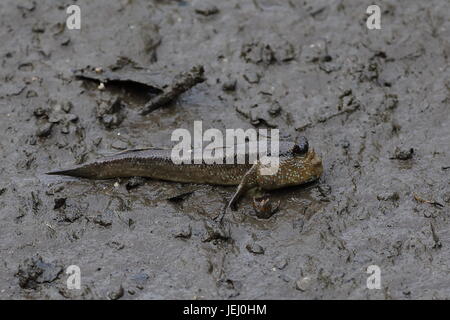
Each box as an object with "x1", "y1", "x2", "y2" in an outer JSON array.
[
  {"x1": 296, "y1": 90, "x2": 360, "y2": 132},
  {"x1": 140, "y1": 65, "x2": 206, "y2": 115},
  {"x1": 413, "y1": 193, "x2": 444, "y2": 208}
]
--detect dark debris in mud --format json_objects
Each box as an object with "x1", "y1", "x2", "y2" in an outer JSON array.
[
  {"x1": 140, "y1": 65, "x2": 206, "y2": 115},
  {"x1": 15, "y1": 255, "x2": 63, "y2": 290},
  {"x1": 125, "y1": 177, "x2": 147, "y2": 191},
  {"x1": 173, "y1": 224, "x2": 192, "y2": 239},
  {"x1": 391, "y1": 147, "x2": 414, "y2": 160},
  {"x1": 202, "y1": 221, "x2": 231, "y2": 244},
  {"x1": 96, "y1": 98, "x2": 127, "y2": 129}
]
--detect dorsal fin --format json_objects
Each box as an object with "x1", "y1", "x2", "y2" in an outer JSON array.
[{"x1": 103, "y1": 146, "x2": 171, "y2": 157}]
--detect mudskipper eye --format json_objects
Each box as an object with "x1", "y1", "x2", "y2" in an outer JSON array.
[{"x1": 292, "y1": 136, "x2": 309, "y2": 155}]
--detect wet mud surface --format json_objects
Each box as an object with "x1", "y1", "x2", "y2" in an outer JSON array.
[{"x1": 0, "y1": 0, "x2": 449, "y2": 299}]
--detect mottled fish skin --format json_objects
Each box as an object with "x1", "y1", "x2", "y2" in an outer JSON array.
[
  {"x1": 47, "y1": 147, "x2": 252, "y2": 185},
  {"x1": 48, "y1": 142, "x2": 322, "y2": 185},
  {"x1": 256, "y1": 147, "x2": 323, "y2": 190},
  {"x1": 47, "y1": 140, "x2": 323, "y2": 208}
]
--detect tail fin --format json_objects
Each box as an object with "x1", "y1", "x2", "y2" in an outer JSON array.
[{"x1": 46, "y1": 165, "x2": 94, "y2": 178}]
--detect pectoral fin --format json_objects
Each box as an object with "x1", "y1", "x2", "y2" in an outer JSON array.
[{"x1": 227, "y1": 164, "x2": 258, "y2": 210}]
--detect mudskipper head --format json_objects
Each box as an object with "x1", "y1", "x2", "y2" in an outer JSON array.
[{"x1": 256, "y1": 137, "x2": 323, "y2": 190}]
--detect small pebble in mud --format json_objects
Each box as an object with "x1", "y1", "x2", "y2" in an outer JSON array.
[
  {"x1": 126, "y1": 177, "x2": 146, "y2": 191},
  {"x1": 216, "y1": 278, "x2": 240, "y2": 298},
  {"x1": 36, "y1": 122, "x2": 53, "y2": 137},
  {"x1": 385, "y1": 94, "x2": 399, "y2": 110},
  {"x1": 443, "y1": 192, "x2": 450, "y2": 204},
  {"x1": 202, "y1": 222, "x2": 230, "y2": 243},
  {"x1": 301, "y1": 39, "x2": 327, "y2": 63},
  {"x1": 54, "y1": 200, "x2": 84, "y2": 223},
  {"x1": 48, "y1": 113, "x2": 63, "y2": 124},
  {"x1": 26, "y1": 90, "x2": 38, "y2": 98},
  {"x1": 340, "y1": 139, "x2": 350, "y2": 149},
  {"x1": 93, "y1": 214, "x2": 113, "y2": 227},
  {"x1": 53, "y1": 197, "x2": 66, "y2": 210},
  {"x1": 167, "y1": 190, "x2": 194, "y2": 203},
  {"x1": 61, "y1": 101, "x2": 73, "y2": 113},
  {"x1": 241, "y1": 42, "x2": 277, "y2": 65},
  {"x1": 276, "y1": 42, "x2": 296, "y2": 62},
  {"x1": 108, "y1": 285, "x2": 124, "y2": 300},
  {"x1": 128, "y1": 218, "x2": 135, "y2": 230},
  {"x1": 60, "y1": 124, "x2": 69, "y2": 134},
  {"x1": 173, "y1": 224, "x2": 192, "y2": 239},
  {"x1": 193, "y1": 1, "x2": 219, "y2": 16},
  {"x1": 98, "y1": 82, "x2": 105, "y2": 90},
  {"x1": 32, "y1": 22, "x2": 45, "y2": 33},
  {"x1": 292, "y1": 218, "x2": 304, "y2": 232},
  {"x1": 33, "y1": 107, "x2": 47, "y2": 118},
  {"x1": 268, "y1": 101, "x2": 281, "y2": 116},
  {"x1": 111, "y1": 140, "x2": 128, "y2": 150},
  {"x1": 263, "y1": 45, "x2": 276, "y2": 64},
  {"x1": 377, "y1": 192, "x2": 400, "y2": 202},
  {"x1": 66, "y1": 114, "x2": 78, "y2": 123},
  {"x1": 295, "y1": 276, "x2": 312, "y2": 292},
  {"x1": 317, "y1": 184, "x2": 332, "y2": 198},
  {"x1": 246, "y1": 242, "x2": 265, "y2": 255},
  {"x1": 222, "y1": 78, "x2": 237, "y2": 91},
  {"x1": 97, "y1": 99, "x2": 126, "y2": 129},
  {"x1": 274, "y1": 256, "x2": 288, "y2": 270},
  {"x1": 243, "y1": 71, "x2": 261, "y2": 84},
  {"x1": 46, "y1": 185, "x2": 64, "y2": 195},
  {"x1": 60, "y1": 37, "x2": 71, "y2": 46},
  {"x1": 391, "y1": 147, "x2": 414, "y2": 160},
  {"x1": 392, "y1": 120, "x2": 401, "y2": 134},
  {"x1": 106, "y1": 241, "x2": 125, "y2": 250},
  {"x1": 279, "y1": 274, "x2": 292, "y2": 283}
]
